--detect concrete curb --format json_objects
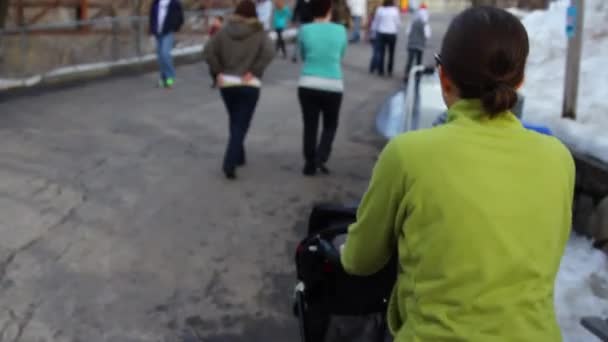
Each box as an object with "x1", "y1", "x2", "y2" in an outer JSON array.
[{"x1": 0, "y1": 46, "x2": 205, "y2": 97}]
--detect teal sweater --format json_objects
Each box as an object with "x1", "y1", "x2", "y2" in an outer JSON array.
[
  {"x1": 298, "y1": 22, "x2": 347, "y2": 80},
  {"x1": 273, "y1": 6, "x2": 291, "y2": 30}
]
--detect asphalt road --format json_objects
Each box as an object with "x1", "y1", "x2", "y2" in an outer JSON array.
[{"x1": 0, "y1": 12, "x2": 454, "y2": 342}]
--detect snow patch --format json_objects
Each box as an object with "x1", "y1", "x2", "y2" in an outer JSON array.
[
  {"x1": 557, "y1": 235, "x2": 608, "y2": 341},
  {"x1": 521, "y1": 0, "x2": 608, "y2": 162}
]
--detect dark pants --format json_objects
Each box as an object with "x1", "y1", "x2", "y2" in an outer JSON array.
[
  {"x1": 405, "y1": 48, "x2": 423, "y2": 78},
  {"x1": 298, "y1": 87, "x2": 343, "y2": 166},
  {"x1": 220, "y1": 86, "x2": 260, "y2": 171},
  {"x1": 377, "y1": 33, "x2": 397, "y2": 75},
  {"x1": 210, "y1": 70, "x2": 217, "y2": 87},
  {"x1": 369, "y1": 37, "x2": 382, "y2": 74},
  {"x1": 350, "y1": 16, "x2": 362, "y2": 42},
  {"x1": 276, "y1": 28, "x2": 287, "y2": 57}
]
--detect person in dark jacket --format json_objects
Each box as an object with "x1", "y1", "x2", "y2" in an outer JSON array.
[
  {"x1": 290, "y1": 0, "x2": 313, "y2": 62},
  {"x1": 203, "y1": 0, "x2": 275, "y2": 180},
  {"x1": 149, "y1": 0, "x2": 184, "y2": 88}
]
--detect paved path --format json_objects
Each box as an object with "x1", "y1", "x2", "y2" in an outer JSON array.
[{"x1": 0, "y1": 13, "x2": 453, "y2": 342}]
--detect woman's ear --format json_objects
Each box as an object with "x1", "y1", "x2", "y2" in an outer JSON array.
[
  {"x1": 516, "y1": 76, "x2": 525, "y2": 90},
  {"x1": 439, "y1": 66, "x2": 459, "y2": 107},
  {"x1": 439, "y1": 66, "x2": 452, "y2": 94}
]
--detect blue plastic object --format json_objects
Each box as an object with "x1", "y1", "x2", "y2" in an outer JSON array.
[{"x1": 522, "y1": 122, "x2": 553, "y2": 136}]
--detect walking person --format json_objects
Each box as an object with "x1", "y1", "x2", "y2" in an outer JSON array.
[
  {"x1": 370, "y1": 0, "x2": 400, "y2": 76},
  {"x1": 297, "y1": 0, "x2": 348, "y2": 175},
  {"x1": 342, "y1": 7, "x2": 574, "y2": 342},
  {"x1": 331, "y1": 0, "x2": 352, "y2": 29},
  {"x1": 347, "y1": 0, "x2": 366, "y2": 43},
  {"x1": 208, "y1": 15, "x2": 224, "y2": 88},
  {"x1": 208, "y1": 15, "x2": 224, "y2": 36},
  {"x1": 256, "y1": 0, "x2": 274, "y2": 30},
  {"x1": 149, "y1": 0, "x2": 184, "y2": 88},
  {"x1": 273, "y1": 0, "x2": 291, "y2": 58},
  {"x1": 367, "y1": 5, "x2": 382, "y2": 74},
  {"x1": 403, "y1": 3, "x2": 430, "y2": 82},
  {"x1": 203, "y1": 0, "x2": 275, "y2": 180},
  {"x1": 290, "y1": 0, "x2": 314, "y2": 62}
]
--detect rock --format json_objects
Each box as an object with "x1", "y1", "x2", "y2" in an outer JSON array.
[
  {"x1": 589, "y1": 196, "x2": 608, "y2": 253},
  {"x1": 590, "y1": 272, "x2": 608, "y2": 300},
  {"x1": 573, "y1": 193, "x2": 596, "y2": 237}
]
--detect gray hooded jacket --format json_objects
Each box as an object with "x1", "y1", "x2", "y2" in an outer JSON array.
[{"x1": 203, "y1": 16, "x2": 275, "y2": 79}]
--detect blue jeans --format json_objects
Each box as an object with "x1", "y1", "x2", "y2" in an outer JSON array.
[
  {"x1": 369, "y1": 37, "x2": 382, "y2": 74},
  {"x1": 156, "y1": 33, "x2": 176, "y2": 82},
  {"x1": 350, "y1": 16, "x2": 362, "y2": 42},
  {"x1": 220, "y1": 86, "x2": 261, "y2": 171}
]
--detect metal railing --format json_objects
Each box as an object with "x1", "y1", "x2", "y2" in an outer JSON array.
[{"x1": 0, "y1": 9, "x2": 230, "y2": 78}]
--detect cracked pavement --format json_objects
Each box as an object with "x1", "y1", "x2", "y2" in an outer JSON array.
[
  {"x1": 0, "y1": 16, "x2": 453, "y2": 340},
  {"x1": 0, "y1": 43, "x2": 403, "y2": 341}
]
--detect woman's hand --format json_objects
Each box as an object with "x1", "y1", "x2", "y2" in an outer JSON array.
[
  {"x1": 242, "y1": 72, "x2": 254, "y2": 84},
  {"x1": 216, "y1": 73, "x2": 224, "y2": 87}
]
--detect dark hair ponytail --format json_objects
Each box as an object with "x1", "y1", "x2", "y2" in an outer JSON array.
[
  {"x1": 440, "y1": 6, "x2": 529, "y2": 116},
  {"x1": 481, "y1": 83, "x2": 518, "y2": 115}
]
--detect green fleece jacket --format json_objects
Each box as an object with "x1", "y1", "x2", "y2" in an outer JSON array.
[{"x1": 342, "y1": 99, "x2": 575, "y2": 341}]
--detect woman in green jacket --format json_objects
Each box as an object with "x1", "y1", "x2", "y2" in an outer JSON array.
[{"x1": 341, "y1": 6, "x2": 575, "y2": 342}]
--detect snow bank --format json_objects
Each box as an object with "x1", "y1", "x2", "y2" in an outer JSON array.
[
  {"x1": 521, "y1": 0, "x2": 608, "y2": 162},
  {"x1": 557, "y1": 235, "x2": 608, "y2": 341},
  {"x1": 523, "y1": 5, "x2": 608, "y2": 337}
]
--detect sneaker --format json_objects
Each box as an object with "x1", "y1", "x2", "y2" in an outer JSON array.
[
  {"x1": 165, "y1": 78, "x2": 175, "y2": 88},
  {"x1": 157, "y1": 79, "x2": 166, "y2": 88}
]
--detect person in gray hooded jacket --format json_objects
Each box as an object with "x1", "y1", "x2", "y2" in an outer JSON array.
[
  {"x1": 404, "y1": 4, "x2": 431, "y2": 82},
  {"x1": 203, "y1": 0, "x2": 275, "y2": 180}
]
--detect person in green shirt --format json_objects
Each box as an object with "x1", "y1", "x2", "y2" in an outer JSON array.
[
  {"x1": 272, "y1": 0, "x2": 291, "y2": 58},
  {"x1": 297, "y1": 0, "x2": 348, "y2": 176},
  {"x1": 341, "y1": 6, "x2": 575, "y2": 342}
]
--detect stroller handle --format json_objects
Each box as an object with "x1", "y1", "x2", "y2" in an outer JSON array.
[
  {"x1": 318, "y1": 238, "x2": 342, "y2": 266},
  {"x1": 315, "y1": 224, "x2": 349, "y2": 267}
]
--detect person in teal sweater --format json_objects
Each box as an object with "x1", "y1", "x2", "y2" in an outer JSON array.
[
  {"x1": 341, "y1": 7, "x2": 575, "y2": 341},
  {"x1": 297, "y1": 0, "x2": 347, "y2": 176},
  {"x1": 273, "y1": 0, "x2": 291, "y2": 58}
]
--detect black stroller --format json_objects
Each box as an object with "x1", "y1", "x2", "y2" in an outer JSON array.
[{"x1": 293, "y1": 203, "x2": 397, "y2": 342}]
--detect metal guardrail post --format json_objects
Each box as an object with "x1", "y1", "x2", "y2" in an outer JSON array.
[
  {"x1": 0, "y1": 29, "x2": 4, "y2": 66},
  {"x1": 111, "y1": 17, "x2": 119, "y2": 61},
  {"x1": 20, "y1": 26, "x2": 28, "y2": 75},
  {"x1": 402, "y1": 65, "x2": 427, "y2": 132},
  {"x1": 135, "y1": 17, "x2": 144, "y2": 57}
]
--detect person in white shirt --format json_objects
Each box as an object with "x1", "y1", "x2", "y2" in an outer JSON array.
[
  {"x1": 256, "y1": 0, "x2": 273, "y2": 30},
  {"x1": 347, "y1": 0, "x2": 367, "y2": 43},
  {"x1": 370, "y1": 0, "x2": 401, "y2": 76}
]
